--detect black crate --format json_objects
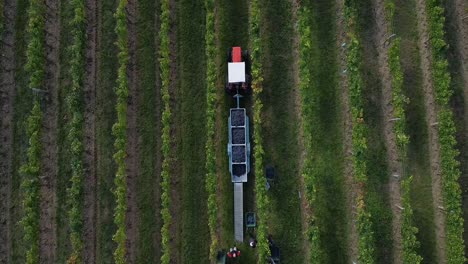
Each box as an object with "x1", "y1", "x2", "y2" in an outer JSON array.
[
  {"x1": 231, "y1": 109, "x2": 245, "y2": 126},
  {"x1": 233, "y1": 164, "x2": 246, "y2": 176},
  {"x1": 232, "y1": 128, "x2": 246, "y2": 144},
  {"x1": 232, "y1": 146, "x2": 246, "y2": 162}
]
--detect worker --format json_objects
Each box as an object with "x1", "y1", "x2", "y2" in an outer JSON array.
[{"x1": 249, "y1": 238, "x2": 257, "y2": 248}]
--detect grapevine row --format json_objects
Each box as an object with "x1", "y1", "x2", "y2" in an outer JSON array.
[
  {"x1": 203, "y1": 0, "x2": 218, "y2": 261},
  {"x1": 425, "y1": 0, "x2": 465, "y2": 262},
  {"x1": 65, "y1": 0, "x2": 87, "y2": 262},
  {"x1": 297, "y1": 5, "x2": 323, "y2": 263},
  {"x1": 343, "y1": 1, "x2": 375, "y2": 263},
  {"x1": 112, "y1": 0, "x2": 129, "y2": 262},
  {"x1": 158, "y1": 0, "x2": 172, "y2": 262},
  {"x1": 384, "y1": 1, "x2": 422, "y2": 262},
  {"x1": 20, "y1": 0, "x2": 46, "y2": 262},
  {"x1": 249, "y1": 0, "x2": 270, "y2": 261}
]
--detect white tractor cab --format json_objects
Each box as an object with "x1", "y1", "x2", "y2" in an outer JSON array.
[{"x1": 226, "y1": 46, "x2": 251, "y2": 96}]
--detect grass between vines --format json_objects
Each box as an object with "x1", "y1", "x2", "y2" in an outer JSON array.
[
  {"x1": 176, "y1": 0, "x2": 210, "y2": 262},
  {"x1": 301, "y1": 0, "x2": 349, "y2": 262},
  {"x1": 354, "y1": 1, "x2": 395, "y2": 263},
  {"x1": 393, "y1": 0, "x2": 438, "y2": 261},
  {"x1": 56, "y1": 0, "x2": 74, "y2": 261},
  {"x1": 11, "y1": 0, "x2": 33, "y2": 262},
  {"x1": 136, "y1": 0, "x2": 162, "y2": 262},
  {"x1": 259, "y1": 0, "x2": 305, "y2": 262},
  {"x1": 95, "y1": 0, "x2": 118, "y2": 262}
]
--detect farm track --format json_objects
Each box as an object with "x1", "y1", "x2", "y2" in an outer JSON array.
[
  {"x1": 290, "y1": 0, "x2": 312, "y2": 261},
  {"x1": 83, "y1": 0, "x2": 98, "y2": 262},
  {"x1": 415, "y1": 0, "x2": 446, "y2": 261},
  {"x1": 124, "y1": 0, "x2": 139, "y2": 262},
  {"x1": 40, "y1": 0, "x2": 61, "y2": 261},
  {"x1": 336, "y1": 0, "x2": 359, "y2": 261},
  {"x1": 0, "y1": 0, "x2": 16, "y2": 262},
  {"x1": 370, "y1": 0, "x2": 403, "y2": 262}
]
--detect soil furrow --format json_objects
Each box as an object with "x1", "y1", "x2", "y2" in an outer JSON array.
[
  {"x1": 40, "y1": 0, "x2": 60, "y2": 262},
  {"x1": 124, "y1": 0, "x2": 139, "y2": 262},
  {"x1": 415, "y1": 0, "x2": 446, "y2": 262},
  {"x1": 83, "y1": 0, "x2": 98, "y2": 262},
  {"x1": 0, "y1": 0, "x2": 17, "y2": 262},
  {"x1": 371, "y1": 0, "x2": 403, "y2": 262},
  {"x1": 336, "y1": 0, "x2": 359, "y2": 261}
]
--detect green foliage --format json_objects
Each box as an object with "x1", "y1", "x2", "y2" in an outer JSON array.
[
  {"x1": 65, "y1": 0, "x2": 87, "y2": 262},
  {"x1": 249, "y1": 0, "x2": 270, "y2": 261},
  {"x1": 158, "y1": 0, "x2": 171, "y2": 262},
  {"x1": 401, "y1": 177, "x2": 423, "y2": 263},
  {"x1": 20, "y1": 0, "x2": 47, "y2": 261},
  {"x1": 424, "y1": 1, "x2": 465, "y2": 262},
  {"x1": 204, "y1": 0, "x2": 218, "y2": 261},
  {"x1": 297, "y1": 6, "x2": 324, "y2": 263},
  {"x1": 344, "y1": 1, "x2": 375, "y2": 263},
  {"x1": 25, "y1": 0, "x2": 46, "y2": 90},
  {"x1": 112, "y1": 0, "x2": 129, "y2": 263},
  {"x1": 20, "y1": 101, "x2": 43, "y2": 264}
]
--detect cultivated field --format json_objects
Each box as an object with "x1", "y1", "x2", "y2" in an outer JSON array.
[{"x1": 0, "y1": 0, "x2": 467, "y2": 263}]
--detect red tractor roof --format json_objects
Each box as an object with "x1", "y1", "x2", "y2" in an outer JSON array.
[{"x1": 232, "y1": 47, "x2": 242, "y2": 62}]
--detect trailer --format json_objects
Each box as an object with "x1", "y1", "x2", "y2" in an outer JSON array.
[{"x1": 226, "y1": 47, "x2": 251, "y2": 242}]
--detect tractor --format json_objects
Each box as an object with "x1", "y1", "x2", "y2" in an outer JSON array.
[{"x1": 226, "y1": 46, "x2": 251, "y2": 96}]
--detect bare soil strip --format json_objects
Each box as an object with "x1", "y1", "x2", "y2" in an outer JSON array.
[
  {"x1": 415, "y1": 0, "x2": 446, "y2": 261},
  {"x1": 336, "y1": 0, "x2": 359, "y2": 261},
  {"x1": 40, "y1": 0, "x2": 61, "y2": 262},
  {"x1": 83, "y1": 0, "x2": 98, "y2": 262},
  {"x1": 0, "y1": 0, "x2": 17, "y2": 262},
  {"x1": 168, "y1": 0, "x2": 182, "y2": 262},
  {"x1": 124, "y1": 0, "x2": 140, "y2": 262},
  {"x1": 290, "y1": 0, "x2": 312, "y2": 261},
  {"x1": 371, "y1": 0, "x2": 403, "y2": 262}
]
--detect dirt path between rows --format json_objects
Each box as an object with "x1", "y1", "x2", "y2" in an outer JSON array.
[
  {"x1": 336, "y1": 0, "x2": 359, "y2": 261},
  {"x1": 415, "y1": 0, "x2": 446, "y2": 262},
  {"x1": 168, "y1": 0, "x2": 182, "y2": 262},
  {"x1": 371, "y1": 0, "x2": 403, "y2": 262},
  {"x1": 83, "y1": 0, "x2": 98, "y2": 262},
  {"x1": 290, "y1": 0, "x2": 312, "y2": 262},
  {"x1": 0, "y1": 0, "x2": 17, "y2": 262},
  {"x1": 40, "y1": 0, "x2": 60, "y2": 262},
  {"x1": 124, "y1": 0, "x2": 140, "y2": 262}
]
